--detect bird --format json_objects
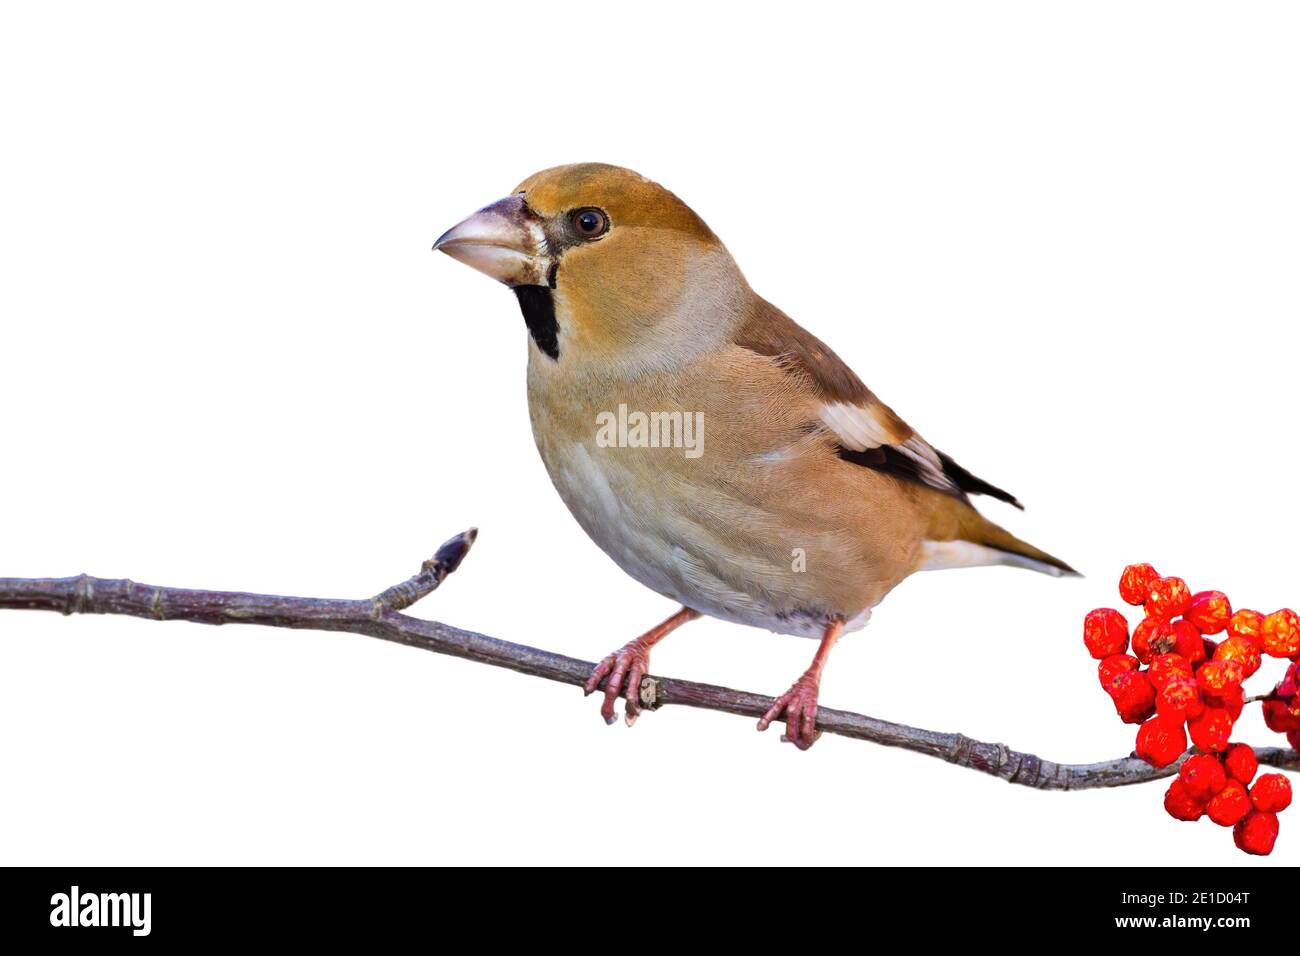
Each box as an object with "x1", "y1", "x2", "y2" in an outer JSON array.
[{"x1": 433, "y1": 163, "x2": 1075, "y2": 749}]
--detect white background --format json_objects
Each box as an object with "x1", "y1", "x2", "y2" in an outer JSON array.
[{"x1": 1, "y1": 1, "x2": 1296, "y2": 866}]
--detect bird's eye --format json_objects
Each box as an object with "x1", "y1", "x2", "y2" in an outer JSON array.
[{"x1": 571, "y1": 207, "x2": 609, "y2": 239}]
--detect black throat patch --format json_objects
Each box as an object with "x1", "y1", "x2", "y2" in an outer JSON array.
[{"x1": 513, "y1": 285, "x2": 559, "y2": 360}]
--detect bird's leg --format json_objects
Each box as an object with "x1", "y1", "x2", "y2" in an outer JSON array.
[
  {"x1": 757, "y1": 617, "x2": 845, "y2": 750},
  {"x1": 584, "y1": 606, "x2": 700, "y2": 727}
]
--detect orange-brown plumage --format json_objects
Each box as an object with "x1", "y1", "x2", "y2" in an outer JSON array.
[
  {"x1": 434, "y1": 162, "x2": 1074, "y2": 746},
  {"x1": 517, "y1": 163, "x2": 716, "y2": 241}
]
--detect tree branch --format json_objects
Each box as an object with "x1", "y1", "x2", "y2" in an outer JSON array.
[{"x1": 1, "y1": 531, "x2": 1295, "y2": 790}]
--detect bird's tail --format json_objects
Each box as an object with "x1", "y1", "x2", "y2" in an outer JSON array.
[{"x1": 919, "y1": 496, "x2": 1078, "y2": 578}]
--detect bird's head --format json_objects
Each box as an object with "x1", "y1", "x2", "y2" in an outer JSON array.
[{"x1": 434, "y1": 163, "x2": 748, "y2": 370}]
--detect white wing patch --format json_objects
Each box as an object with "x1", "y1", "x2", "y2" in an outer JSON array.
[
  {"x1": 818, "y1": 401, "x2": 958, "y2": 496},
  {"x1": 818, "y1": 401, "x2": 896, "y2": 451}
]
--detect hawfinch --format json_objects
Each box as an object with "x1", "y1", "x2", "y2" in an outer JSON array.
[{"x1": 434, "y1": 163, "x2": 1074, "y2": 749}]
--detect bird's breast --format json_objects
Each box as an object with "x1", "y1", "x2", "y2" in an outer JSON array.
[{"x1": 523, "y1": 357, "x2": 918, "y2": 636}]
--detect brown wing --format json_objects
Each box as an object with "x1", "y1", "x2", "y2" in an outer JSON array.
[{"x1": 734, "y1": 297, "x2": 1023, "y2": 510}]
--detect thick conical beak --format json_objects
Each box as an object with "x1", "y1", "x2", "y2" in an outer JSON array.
[{"x1": 433, "y1": 194, "x2": 552, "y2": 287}]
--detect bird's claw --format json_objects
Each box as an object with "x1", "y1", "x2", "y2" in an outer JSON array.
[
  {"x1": 757, "y1": 673, "x2": 822, "y2": 750},
  {"x1": 584, "y1": 639, "x2": 652, "y2": 727}
]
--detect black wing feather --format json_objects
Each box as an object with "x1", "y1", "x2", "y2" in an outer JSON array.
[{"x1": 837, "y1": 444, "x2": 1024, "y2": 511}]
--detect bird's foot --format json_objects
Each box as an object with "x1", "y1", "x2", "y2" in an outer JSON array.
[
  {"x1": 757, "y1": 672, "x2": 822, "y2": 750},
  {"x1": 584, "y1": 638, "x2": 654, "y2": 727}
]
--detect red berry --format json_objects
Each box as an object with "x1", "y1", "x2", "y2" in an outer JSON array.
[
  {"x1": 1278, "y1": 662, "x2": 1300, "y2": 697},
  {"x1": 1135, "y1": 714, "x2": 1188, "y2": 768},
  {"x1": 1206, "y1": 779, "x2": 1252, "y2": 826},
  {"x1": 1220, "y1": 684, "x2": 1245, "y2": 721},
  {"x1": 1234, "y1": 810, "x2": 1280, "y2": 855},
  {"x1": 1188, "y1": 707, "x2": 1234, "y2": 753},
  {"x1": 1223, "y1": 743, "x2": 1259, "y2": 786},
  {"x1": 1164, "y1": 778, "x2": 1206, "y2": 822},
  {"x1": 1187, "y1": 590, "x2": 1232, "y2": 635},
  {"x1": 1196, "y1": 660, "x2": 1243, "y2": 698},
  {"x1": 1179, "y1": 753, "x2": 1227, "y2": 802},
  {"x1": 1083, "y1": 608, "x2": 1129, "y2": 659},
  {"x1": 1098, "y1": 653, "x2": 1140, "y2": 689},
  {"x1": 1171, "y1": 620, "x2": 1207, "y2": 663},
  {"x1": 1263, "y1": 698, "x2": 1300, "y2": 733},
  {"x1": 1146, "y1": 577, "x2": 1192, "y2": 620},
  {"x1": 1132, "y1": 617, "x2": 1175, "y2": 664},
  {"x1": 1250, "y1": 773, "x2": 1292, "y2": 813},
  {"x1": 1227, "y1": 609, "x2": 1265, "y2": 651},
  {"x1": 1214, "y1": 636, "x2": 1262, "y2": 679},
  {"x1": 1289, "y1": 730, "x2": 1300, "y2": 752},
  {"x1": 1148, "y1": 653, "x2": 1192, "y2": 691},
  {"x1": 1157, "y1": 677, "x2": 1205, "y2": 721},
  {"x1": 1262, "y1": 609, "x2": 1300, "y2": 658},
  {"x1": 1119, "y1": 563, "x2": 1160, "y2": 606},
  {"x1": 1107, "y1": 669, "x2": 1157, "y2": 724}
]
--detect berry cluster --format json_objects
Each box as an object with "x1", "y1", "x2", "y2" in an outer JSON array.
[{"x1": 1084, "y1": 563, "x2": 1299, "y2": 855}]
